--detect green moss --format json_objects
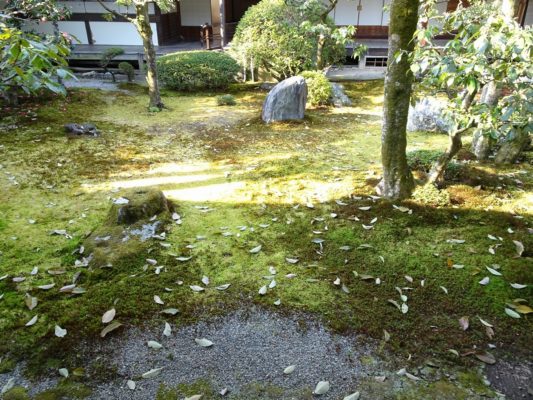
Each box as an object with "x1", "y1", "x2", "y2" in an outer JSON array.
[
  {"x1": 156, "y1": 380, "x2": 216, "y2": 400},
  {"x1": 457, "y1": 370, "x2": 495, "y2": 397},
  {"x1": 34, "y1": 382, "x2": 92, "y2": 400},
  {"x1": 0, "y1": 81, "x2": 531, "y2": 384},
  {"x1": 2, "y1": 387, "x2": 31, "y2": 400},
  {"x1": 0, "y1": 357, "x2": 16, "y2": 373}
]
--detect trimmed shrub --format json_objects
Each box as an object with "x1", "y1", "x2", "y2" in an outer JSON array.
[
  {"x1": 118, "y1": 62, "x2": 135, "y2": 82},
  {"x1": 412, "y1": 184, "x2": 451, "y2": 207},
  {"x1": 157, "y1": 51, "x2": 240, "y2": 91},
  {"x1": 216, "y1": 94, "x2": 236, "y2": 106},
  {"x1": 100, "y1": 47, "x2": 124, "y2": 68},
  {"x1": 230, "y1": 0, "x2": 345, "y2": 81},
  {"x1": 301, "y1": 71, "x2": 332, "y2": 106},
  {"x1": 407, "y1": 150, "x2": 443, "y2": 172}
]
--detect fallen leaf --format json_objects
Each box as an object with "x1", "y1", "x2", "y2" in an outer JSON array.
[
  {"x1": 440, "y1": 286, "x2": 448, "y2": 294},
  {"x1": 250, "y1": 245, "x2": 262, "y2": 254},
  {"x1": 127, "y1": 380, "x2": 136, "y2": 390},
  {"x1": 447, "y1": 349, "x2": 459, "y2": 357},
  {"x1": 216, "y1": 284, "x2": 231, "y2": 291},
  {"x1": 283, "y1": 365, "x2": 295, "y2": 374},
  {"x1": 274, "y1": 299, "x2": 281, "y2": 306},
  {"x1": 102, "y1": 308, "x2": 116, "y2": 324},
  {"x1": 269, "y1": 280, "x2": 277, "y2": 289},
  {"x1": 343, "y1": 392, "x2": 360, "y2": 400},
  {"x1": 201, "y1": 276, "x2": 210, "y2": 286},
  {"x1": 404, "y1": 275, "x2": 413, "y2": 283},
  {"x1": 383, "y1": 329, "x2": 390, "y2": 342},
  {"x1": 510, "y1": 283, "x2": 527, "y2": 289},
  {"x1": 475, "y1": 352, "x2": 496, "y2": 364},
  {"x1": 515, "y1": 305, "x2": 533, "y2": 314},
  {"x1": 161, "y1": 308, "x2": 179, "y2": 315},
  {"x1": 512, "y1": 240, "x2": 524, "y2": 257},
  {"x1": 147, "y1": 340, "x2": 163, "y2": 349},
  {"x1": 459, "y1": 316, "x2": 469, "y2": 331},
  {"x1": 504, "y1": 308, "x2": 521, "y2": 319},
  {"x1": 479, "y1": 277, "x2": 490, "y2": 285},
  {"x1": 38, "y1": 283, "x2": 55, "y2": 290},
  {"x1": 25, "y1": 315, "x2": 38, "y2": 326},
  {"x1": 486, "y1": 266, "x2": 502, "y2": 276},
  {"x1": 25, "y1": 295, "x2": 38, "y2": 310},
  {"x1": 406, "y1": 372, "x2": 421, "y2": 381},
  {"x1": 184, "y1": 396, "x2": 203, "y2": 400},
  {"x1": 55, "y1": 325, "x2": 67, "y2": 338},
  {"x1": 190, "y1": 285, "x2": 205, "y2": 292},
  {"x1": 100, "y1": 321, "x2": 122, "y2": 337},
  {"x1": 313, "y1": 381, "x2": 330, "y2": 395},
  {"x1": 285, "y1": 258, "x2": 299, "y2": 264},
  {"x1": 478, "y1": 317, "x2": 493, "y2": 328},
  {"x1": 154, "y1": 295, "x2": 164, "y2": 305},
  {"x1": 258, "y1": 285, "x2": 267, "y2": 295},
  {"x1": 142, "y1": 368, "x2": 163, "y2": 379},
  {"x1": 195, "y1": 338, "x2": 213, "y2": 347},
  {"x1": 163, "y1": 322, "x2": 172, "y2": 337},
  {"x1": 58, "y1": 368, "x2": 69, "y2": 378},
  {"x1": 176, "y1": 256, "x2": 192, "y2": 262}
]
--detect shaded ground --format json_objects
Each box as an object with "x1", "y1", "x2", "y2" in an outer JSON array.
[{"x1": 0, "y1": 81, "x2": 531, "y2": 399}]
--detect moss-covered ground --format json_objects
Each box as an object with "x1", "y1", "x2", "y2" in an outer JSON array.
[{"x1": 0, "y1": 81, "x2": 531, "y2": 397}]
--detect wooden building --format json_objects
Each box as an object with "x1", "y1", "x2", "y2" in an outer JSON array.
[{"x1": 24, "y1": 0, "x2": 532, "y2": 48}]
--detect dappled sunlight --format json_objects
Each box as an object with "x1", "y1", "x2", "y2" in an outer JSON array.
[{"x1": 164, "y1": 181, "x2": 247, "y2": 202}]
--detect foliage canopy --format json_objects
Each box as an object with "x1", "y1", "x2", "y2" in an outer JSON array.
[{"x1": 230, "y1": 0, "x2": 347, "y2": 80}]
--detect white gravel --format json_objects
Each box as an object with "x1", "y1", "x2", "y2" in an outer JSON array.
[{"x1": 1, "y1": 308, "x2": 384, "y2": 399}]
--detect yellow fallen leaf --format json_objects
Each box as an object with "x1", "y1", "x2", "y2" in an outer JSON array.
[{"x1": 515, "y1": 305, "x2": 533, "y2": 314}]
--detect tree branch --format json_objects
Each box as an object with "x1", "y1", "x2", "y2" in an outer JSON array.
[{"x1": 95, "y1": 0, "x2": 135, "y2": 23}]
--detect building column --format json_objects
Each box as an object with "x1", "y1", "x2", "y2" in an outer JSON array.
[{"x1": 219, "y1": 0, "x2": 226, "y2": 47}]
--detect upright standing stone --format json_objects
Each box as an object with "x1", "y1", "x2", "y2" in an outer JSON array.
[{"x1": 262, "y1": 76, "x2": 307, "y2": 123}]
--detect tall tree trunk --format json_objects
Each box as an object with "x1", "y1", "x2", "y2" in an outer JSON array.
[
  {"x1": 316, "y1": 33, "x2": 326, "y2": 70},
  {"x1": 376, "y1": 0, "x2": 419, "y2": 199},
  {"x1": 315, "y1": 0, "x2": 337, "y2": 70},
  {"x1": 427, "y1": 91, "x2": 475, "y2": 184},
  {"x1": 134, "y1": 3, "x2": 163, "y2": 110}
]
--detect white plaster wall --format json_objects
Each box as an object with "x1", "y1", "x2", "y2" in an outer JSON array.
[
  {"x1": 90, "y1": 22, "x2": 159, "y2": 45},
  {"x1": 57, "y1": 1, "x2": 155, "y2": 15},
  {"x1": 331, "y1": 0, "x2": 391, "y2": 26},
  {"x1": 179, "y1": 0, "x2": 211, "y2": 26},
  {"x1": 23, "y1": 20, "x2": 89, "y2": 44}
]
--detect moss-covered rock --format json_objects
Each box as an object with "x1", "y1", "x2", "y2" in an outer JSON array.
[
  {"x1": 107, "y1": 189, "x2": 172, "y2": 225},
  {"x1": 83, "y1": 189, "x2": 173, "y2": 271}
]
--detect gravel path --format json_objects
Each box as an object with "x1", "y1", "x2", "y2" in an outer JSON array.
[
  {"x1": 0, "y1": 308, "x2": 383, "y2": 399},
  {"x1": 87, "y1": 308, "x2": 381, "y2": 399}
]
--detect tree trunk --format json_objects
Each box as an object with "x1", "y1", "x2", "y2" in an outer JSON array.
[
  {"x1": 376, "y1": 0, "x2": 419, "y2": 199},
  {"x1": 134, "y1": 3, "x2": 163, "y2": 110},
  {"x1": 472, "y1": 82, "x2": 500, "y2": 160},
  {"x1": 316, "y1": 33, "x2": 326, "y2": 70},
  {"x1": 427, "y1": 91, "x2": 475, "y2": 184}
]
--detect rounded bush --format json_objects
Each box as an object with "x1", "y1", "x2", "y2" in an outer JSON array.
[
  {"x1": 118, "y1": 62, "x2": 135, "y2": 82},
  {"x1": 230, "y1": 0, "x2": 345, "y2": 81},
  {"x1": 157, "y1": 51, "x2": 240, "y2": 91},
  {"x1": 301, "y1": 71, "x2": 332, "y2": 106},
  {"x1": 216, "y1": 94, "x2": 236, "y2": 106}
]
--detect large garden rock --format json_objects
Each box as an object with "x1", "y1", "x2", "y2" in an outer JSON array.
[
  {"x1": 407, "y1": 98, "x2": 450, "y2": 133},
  {"x1": 262, "y1": 76, "x2": 307, "y2": 123},
  {"x1": 330, "y1": 83, "x2": 352, "y2": 107}
]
